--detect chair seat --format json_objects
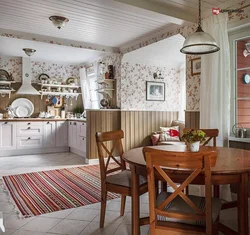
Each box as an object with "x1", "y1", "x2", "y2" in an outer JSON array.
[
  {"x1": 106, "y1": 170, "x2": 147, "y2": 188},
  {"x1": 156, "y1": 192, "x2": 222, "y2": 227}
]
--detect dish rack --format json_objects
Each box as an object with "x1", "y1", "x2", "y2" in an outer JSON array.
[{"x1": 0, "y1": 81, "x2": 15, "y2": 98}]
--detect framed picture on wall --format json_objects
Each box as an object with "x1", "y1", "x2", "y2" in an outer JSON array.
[
  {"x1": 146, "y1": 81, "x2": 165, "y2": 101},
  {"x1": 191, "y1": 57, "x2": 201, "y2": 75}
]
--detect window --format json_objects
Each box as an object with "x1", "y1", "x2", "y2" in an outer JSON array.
[{"x1": 229, "y1": 29, "x2": 250, "y2": 128}]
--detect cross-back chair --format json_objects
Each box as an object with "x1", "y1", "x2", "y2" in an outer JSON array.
[
  {"x1": 143, "y1": 147, "x2": 221, "y2": 235},
  {"x1": 183, "y1": 128, "x2": 219, "y2": 147},
  {"x1": 96, "y1": 130, "x2": 148, "y2": 228},
  {"x1": 183, "y1": 128, "x2": 219, "y2": 196}
]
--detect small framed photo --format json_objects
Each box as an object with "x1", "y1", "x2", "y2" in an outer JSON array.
[
  {"x1": 191, "y1": 57, "x2": 201, "y2": 76},
  {"x1": 146, "y1": 81, "x2": 165, "y2": 101}
]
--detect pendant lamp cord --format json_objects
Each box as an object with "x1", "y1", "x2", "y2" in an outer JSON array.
[
  {"x1": 198, "y1": 0, "x2": 201, "y2": 28},
  {"x1": 197, "y1": 0, "x2": 203, "y2": 31}
]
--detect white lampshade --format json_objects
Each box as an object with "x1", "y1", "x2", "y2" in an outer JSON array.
[{"x1": 180, "y1": 27, "x2": 220, "y2": 55}]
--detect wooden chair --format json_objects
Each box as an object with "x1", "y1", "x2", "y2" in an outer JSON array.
[
  {"x1": 183, "y1": 128, "x2": 219, "y2": 147},
  {"x1": 183, "y1": 128, "x2": 219, "y2": 196},
  {"x1": 96, "y1": 130, "x2": 148, "y2": 228},
  {"x1": 143, "y1": 147, "x2": 221, "y2": 235}
]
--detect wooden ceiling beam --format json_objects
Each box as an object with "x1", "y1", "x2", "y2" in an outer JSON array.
[{"x1": 114, "y1": 0, "x2": 196, "y2": 24}]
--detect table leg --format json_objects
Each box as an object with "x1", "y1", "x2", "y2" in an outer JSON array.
[
  {"x1": 238, "y1": 173, "x2": 249, "y2": 235},
  {"x1": 130, "y1": 163, "x2": 140, "y2": 235}
]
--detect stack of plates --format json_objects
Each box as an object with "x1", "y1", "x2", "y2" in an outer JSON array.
[{"x1": 11, "y1": 98, "x2": 34, "y2": 118}]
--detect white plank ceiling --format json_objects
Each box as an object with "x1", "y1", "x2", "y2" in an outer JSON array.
[
  {"x1": 0, "y1": 0, "x2": 182, "y2": 48},
  {"x1": 0, "y1": 0, "x2": 239, "y2": 49}
]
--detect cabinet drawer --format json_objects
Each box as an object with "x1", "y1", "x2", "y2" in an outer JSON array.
[
  {"x1": 17, "y1": 136, "x2": 43, "y2": 149},
  {"x1": 17, "y1": 125, "x2": 43, "y2": 136},
  {"x1": 78, "y1": 136, "x2": 86, "y2": 152},
  {"x1": 77, "y1": 122, "x2": 86, "y2": 137},
  {"x1": 17, "y1": 121, "x2": 43, "y2": 126}
]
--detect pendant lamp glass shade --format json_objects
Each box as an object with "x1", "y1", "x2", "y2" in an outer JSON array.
[{"x1": 180, "y1": 0, "x2": 220, "y2": 55}]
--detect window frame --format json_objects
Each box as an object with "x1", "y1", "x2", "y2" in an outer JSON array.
[{"x1": 229, "y1": 28, "x2": 250, "y2": 129}]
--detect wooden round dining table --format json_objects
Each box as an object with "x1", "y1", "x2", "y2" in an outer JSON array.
[{"x1": 123, "y1": 145, "x2": 250, "y2": 235}]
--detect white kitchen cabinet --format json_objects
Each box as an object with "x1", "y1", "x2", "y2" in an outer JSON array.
[
  {"x1": 72, "y1": 122, "x2": 78, "y2": 148},
  {"x1": 0, "y1": 122, "x2": 16, "y2": 150},
  {"x1": 17, "y1": 136, "x2": 43, "y2": 149},
  {"x1": 17, "y1": 124, "x2": 43, "y2": 136},
  {"x1": 78, "y1": 136, "x2": 86, "y2": 152},
  {"x1": 43, "y1": 121, "x2": 56, "y2": 148},
  {"x1": 68, "y1": 121, "x2": 73, "y2": 147},
  {"x1": 56, "y1": 121, "x2": 68, "y2": 147},
  {"x1": 78, "y1": 122, "x2": 86, "y2": 137}
]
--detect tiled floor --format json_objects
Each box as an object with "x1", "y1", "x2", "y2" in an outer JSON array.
[{"x1": 0, "y1": 152, "x2": 248, "y2": 235}]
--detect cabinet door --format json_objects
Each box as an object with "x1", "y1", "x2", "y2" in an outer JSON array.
[
  {"x1": 0, "y1": 122, "x2": 16, "y2": 150},
  {"x1": 68, "y1": 121, "x2": 73, "y2": 147},
  {"x1": 72, "y1": 122, "x2": 78, "y2": 149},
  {"x1": 78, "y1": 122, "x2": 86, "y2": 137},
  {"x1": 56, "y1": 121, "x2": 68, "y2": 147},
  {"x1": 78, "y1": 136, "x2": 86, "y2": 152},
  {"x1": 43, "y1": 121, "x2": 56, "y2": 148}
]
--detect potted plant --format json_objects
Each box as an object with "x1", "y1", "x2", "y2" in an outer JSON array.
[
  {"x1": 74, "y1": 107, "x2": 83, "y2": 118},
  {"x1": 181, "y1": 129, "x2": 206, "y2": 152}
]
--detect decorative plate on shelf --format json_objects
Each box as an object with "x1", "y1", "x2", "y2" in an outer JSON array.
[
  {"x1": 11, "y1": 98, "x2": 34, "y2": 117},
  {"x1": 0, "y1": 69, "x2": 10, "y2": 81},
  {"x1": 38, "y1": 73, "x2": 50, "y2": 81},
  {"x1": 66, "y1": 77, "x2": 74, "y2": 85}
]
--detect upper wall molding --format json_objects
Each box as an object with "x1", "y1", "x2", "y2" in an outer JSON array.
[{"x1": 0, "y1": 28, "x2": 120, "y2": 54}]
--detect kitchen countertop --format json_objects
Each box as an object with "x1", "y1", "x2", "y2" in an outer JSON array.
[
  {"x1": 0, "y1": 118, "x2": 86, "y2": 122},
  {"x1": 229, "y1": 136, "x2": 250, "y2": 143}
]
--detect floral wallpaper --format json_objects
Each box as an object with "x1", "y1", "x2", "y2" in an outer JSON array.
[
  {"x1": 0, "y1": 56, "x2": 80, "y2": 83},
  {"x1": 121, "y1": 62, "x2": 181, "y2": 111},
  {"x1": 31, "y1": 61, "x2": 80, "y2": 83},
  {"x1": 0, "y1": 56, "x2": 22, "y2": 81}
]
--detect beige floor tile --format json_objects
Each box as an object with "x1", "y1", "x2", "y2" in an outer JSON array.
[
  {"x1": 4, "y1": 214, "x2": 34, "y2": 229},
  {"x1": 11, "y1": 230, "x2": 46, "y2": 235},
  {"x1": 48, "y1": 219, "x2": 89, "y2": 235},
  {"x1": 40, "y1": 208, "x2": 76, "y2": 219},
  {"x1": 0, "y1": 228, "x2": 16, "y2": 235},
  {"x1": 20, "y1": 217, "x2": 61, "y2": 232},
  {"x1": 66, "y1": 207, "x2": 99, "y2": 221},
  {"x1": 93, "y1": 211, "x2": 126, "y2": 224},
  {"x1": 79, "y1": 221, "x2": 120, "y2": 235}
]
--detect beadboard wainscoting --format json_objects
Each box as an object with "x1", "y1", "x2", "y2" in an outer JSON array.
[
  {"x1": 86, "y1": 110, "x2": 121, "y2": 160},
  {"x1": 185, "y1": 111, "x2": 200, "y2": 129},
  {"x1": 121, "y1": 111, "x2": 179, "y2": 152}
]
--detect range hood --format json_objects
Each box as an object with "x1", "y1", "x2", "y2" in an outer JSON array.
[{"x1": 16, "y1": 57, "x2": 40, "y2": 95}]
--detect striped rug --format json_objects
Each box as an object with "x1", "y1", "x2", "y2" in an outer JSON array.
[{"x1": 2, "y1": 165, "x2": 119, "y2": 218}]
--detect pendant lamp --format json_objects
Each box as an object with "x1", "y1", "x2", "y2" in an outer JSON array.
[{"x1": 180, "y1": 0, "x2": 220, "y2": 55}]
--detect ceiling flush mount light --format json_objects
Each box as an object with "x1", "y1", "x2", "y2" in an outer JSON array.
[
  {"x1": 180, "y1": 0, "x2": 220, "y2": 55},
  {"x1": 49, "y1": 16, "x2": 69, "y2": 29},
  {"x1": 23, "y1": 48, "x2": 36, "y2": 56}
]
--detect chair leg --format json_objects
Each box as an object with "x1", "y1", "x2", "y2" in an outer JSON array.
[
  {"x1": 120, "y1": 195, "x2": 126, "y2": 216},
  {"x1": 100, "y1": 190, "x2": 107, "y2": 228}
]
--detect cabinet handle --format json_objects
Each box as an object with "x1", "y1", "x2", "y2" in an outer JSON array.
[
  {"x1": 74, "y1": 122, "x2": 77, "y2": 125},
  {"x1": 82, "y1": 138, "x2": 85, "y2": 140},
  {"x1": 70, "y1": 122, "x2": 72, "y2": 125},
  {"x1": 27, "y1": 123, "x2": 31, "y2": 125},
  {"x1": 4, "y1": 122, "x2": 7, "y2": 124},
  {"x1": 82, "y1": 123, "x2": 85, "y2": 125},
  {"x1": 27, "y1": 127, "x2": 30, "y2": 130},
  {"x1": 47, "y1": 122, "x2": 50, "y2": 124},
  {"x1": 27, "y1": 137, "x2": 31, "y2": 140}
]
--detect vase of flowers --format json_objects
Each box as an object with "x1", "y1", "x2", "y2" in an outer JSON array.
[{"x1": 181, "y1": 129, "x2": 206, "y2": 152}]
